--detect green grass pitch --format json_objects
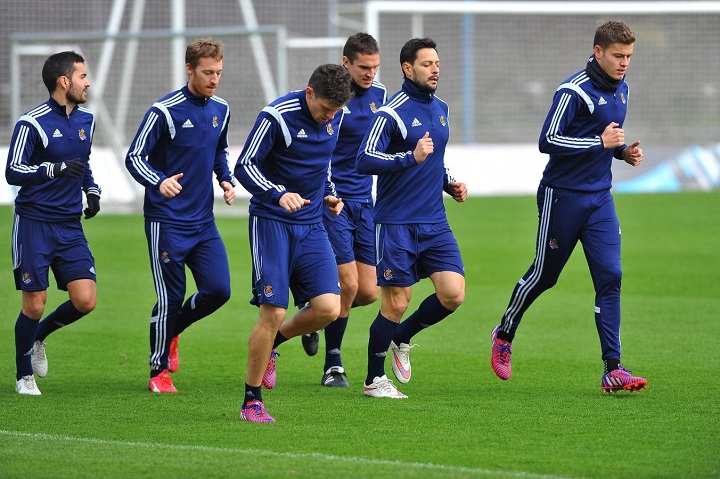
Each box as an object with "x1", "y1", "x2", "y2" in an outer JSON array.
[{"x1": 1, "y1": 192, "x2": 718, "y2": 478}]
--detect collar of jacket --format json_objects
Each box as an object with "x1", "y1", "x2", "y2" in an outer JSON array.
[
  {"x1": 47, "y1": 96, "x2": 79, "y2": 116},
  {"x1": 585, "y1": 55, "x2": 622, "y2": 93},
  {"x1": 182, "y1": 84, "x2": 211, "y2": 105},
  {"x1": 402, "y1": 78, "x2": 435, "y2": 103}
]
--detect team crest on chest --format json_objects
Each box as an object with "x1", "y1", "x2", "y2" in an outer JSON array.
[
  {"x1": 78, "y1": 128, "x2": 87, "y2": 141},
  {"x1": 620, "y1": 92, "x2": 626, "y2": 104},
  {"x1": 370, "y1": 102, "x2": 378, "y2": 113},
  {"x1": 212, "y1": 116, "x2": 218, "y2": 128},
  {"x1": 439, "y1": 115, "x2": 446, "y2": 127},
  {"x1": 326, "y1": 123, "x2": 335, "y2": 136}
]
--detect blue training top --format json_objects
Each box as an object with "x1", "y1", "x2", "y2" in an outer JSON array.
[
  {"x1": 125, "y1": 85, "x2": 235, "y2": 225},
  {"x1": 5, "y1": 97, "x2": 100, "y2": 222},
  {"x1": 539, "y1": 66, "x2": 630, "y2": 192},
  {"x1": 356, "y1": 79, "x2": 454, "y2": 224},
  {"x1": 331, "y1": 80, "x2": 386, "y2": 202},
  {"x1": 234, "y1": 89, "x2": 344, "y2": 224}
]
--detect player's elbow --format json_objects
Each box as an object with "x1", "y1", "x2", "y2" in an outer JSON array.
[{"x1": 355, "y1": 157, "x2": 371, "y2": 175}]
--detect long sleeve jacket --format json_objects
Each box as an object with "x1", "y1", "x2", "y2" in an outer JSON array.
[
  {"x1": 125, "y1": 85, "x2": 234, "y2": 225},
  {"x1": 234, "y1": 90, "x2": 342, "y2": 224},
  {"x1": 6, "y1": 97, "x2": 100, "y2": 221}
]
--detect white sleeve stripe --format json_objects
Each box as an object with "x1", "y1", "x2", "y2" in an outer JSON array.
[
  {"x1": 376, "y1": 106, "x2": 407, "y2": 139},
  {"x1": 363, "y1": 117, "x2": 399, "y2": 163},
  {"x1": 261, "y1": 106, "x2": 292, "y2": 147},
  {"x1": 242, "y1": 164, "x2": 284, "y2": 192},
  {"x1": 239, "y1": 119, "x2": 271, "y2": 166},
  {"x1": 9, "y1": 125, "x2": 42, "y2": 174},
  {"x1": 556, "y1": 82, "x2": 595, "y2": 114},
  {"x1": 238, "y1": 121, "x2": 284, "y2": 192},
  {"x1": 545, "y1": 93, "x2": 600, "y2": 149},
  {"x1": 18, "y1": 115, "x2": 49, "y2": 147},
  {"x1": 152, "y1": 102, "x2": 176, "y2": 140},
  {"x1": 127, "y1": 113, "x2": 161, "y2": 184}
]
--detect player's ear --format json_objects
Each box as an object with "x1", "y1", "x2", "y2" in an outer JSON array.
[{"x1": 305, "y1": 86, "x2": 315, "y2": 101}]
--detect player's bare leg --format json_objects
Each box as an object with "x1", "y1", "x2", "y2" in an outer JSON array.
[
  {"x1": 354, "y1": 260, "x2": 379, "y2": 307},
  {"x1": 279, "y1": 293, "x2": 340, "y2": 339},
  {"x1": 246, "y1": 304, "x2": 286, "y2": 387},
  {"x1": 428, "y1": 271, "x2": 465, "y2": 312}
]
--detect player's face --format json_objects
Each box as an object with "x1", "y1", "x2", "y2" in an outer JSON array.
[
  {"x1": 595, "y1": 42, "x2": 633, "y2": 81},
  {"x1": 404, "y1": 47, "x2": 439, "y2": 94},
  {"x1": 187, "y1": 57, "x2": 223, "y2": 98},
  {"x1": 306, "y1": 87, "x2": 344, "y2": 124},
  {"x1": 343, "y1": 52, "x2": 380, "y2": 89},
  {"x1": 65, "y1": 62, "x2": 90, "y2": 105}
]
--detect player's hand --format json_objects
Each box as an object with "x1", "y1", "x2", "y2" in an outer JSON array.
[
  {"x1": 448, "y1": 181, "x2": 467, "y2": 203},
  {"x1": 83, "y1": 193, "x2": 101, "y2": 219},
  {"x1": 221, "y1": 181, "x2": 235, "y2": 205},
  {"x1": 601, "y1": 122, "x2": 625, "y2": 149},
  {"x1": 413, "y1": 131, "x2": 433, "y2": 164},
  {"x1": 279, "y1": 192, "x2": 310, "y2": 213},
  {"x1": 52, "y1": 159, "x2": 85, "y2": 179},
  {"x1": 159, "y1": 173, "x2": 183, "y2": 198},
  {"x1": 324, "y1": 195, "x2": 344, "y2": 216},
  {"x1": 622, "y1": 140, "x2": 643, "y2": 167}
]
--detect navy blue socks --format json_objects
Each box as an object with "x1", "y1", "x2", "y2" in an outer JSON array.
[
  {"x1": 393, "y1": 293, "x2": 452, "y2": 345},
  {"x1": 15, "y1": 312, "x2": 38, "y2": 380},
  {"x1": 35, "y1": 300, "x2": 85, "y2": 343},
  {"x1": 366, "y1": 312, "x2": 398, "y2": 385},
  {"x1": 324, "y1": 316, "x2": 348, "y2": 370},
  {"x1": 244, "y1": 383, "x2": 263, "y2": 405}
]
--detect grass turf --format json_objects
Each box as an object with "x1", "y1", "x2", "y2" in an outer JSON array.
[{"x1": 0, "y1": 192, "x2": 718, "y2": 478}]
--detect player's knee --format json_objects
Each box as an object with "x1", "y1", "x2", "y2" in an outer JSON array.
[
  {"x1": 323, "y1": 302, "x2": 341, "y2": 323},
  {"x1": 209, "y1": 286, "x2": 231, "y2": 306},
  {"x1": 354, "y1": 287, "x2": 379, "y2": 306},
  {"x1": 600, "y1": 266, "x2": 622, "y2": 290},
  {"x1": 340, "y1": 279, "x2": 359, "y2": 299},
  {"x1": 608, "y1": 266, "x2": 622, "y2": 285},
  {"x1": 385, "y1": 302, "x2": 409, "y2": 321},
  {"x1": 536, "y1": 276, "x2": 558, "y2": 292},
  {"x1": 73, "y1": 296, "x2": 97, "y2": 314},
  {"x1": 23, "y1": 304, "x2": 45, "y2": 320},
  {"x1": 439, "y1": 289, "x2": 465, "y2": 312}
]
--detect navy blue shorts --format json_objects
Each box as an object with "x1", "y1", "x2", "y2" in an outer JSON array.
[
  {"x1": 145, "y1": 220, "x2": 230, "y2": 310},
  {"x1": 323, "y1": 199, "x2": 375, "y2": 266},
  {"x1": 12, "y1": 214, "x2": 96, "y2": 291},
  {"x1": 375, "y1": 221, "x2": 464, "y2": 287},
  {"x1": 249, "y1": 216, "x2": 340, "y2": 308}
]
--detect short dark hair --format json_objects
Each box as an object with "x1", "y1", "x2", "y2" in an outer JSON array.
[
  {"x1": 400, "y1": 37, "x2": 437, "y2": 67},
  {"x1": 42, "y1": 51, "x2": 85, "y2": 94},
  {"x1": 186, "y1": 37, "x2": 223, "y2": 69},
  {"x1": 308, "y1": 64, "x2": 353, "y2": 106},
  {"x1": 343, "y1": 32, "x2": 380, "y2": 63},
  {"x1": 594, "y1": 21, "x2": 635, "y2": 49}
]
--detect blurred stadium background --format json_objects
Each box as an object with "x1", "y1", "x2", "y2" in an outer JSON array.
[{"x1": 2, "y1": 0, "x2": 719, "y2": 204}]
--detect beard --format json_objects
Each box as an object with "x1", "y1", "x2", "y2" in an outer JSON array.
[
  {"x1": 66, "y1": 87, "x2": 86, "y2": 105},
  {"x1": 412, "y1": 73, "x2": 437, "y2": 94}
]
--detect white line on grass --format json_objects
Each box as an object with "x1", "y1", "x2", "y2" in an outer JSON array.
[{"x1": 0, "y1": 429, "x2": 579, "y2": 479}]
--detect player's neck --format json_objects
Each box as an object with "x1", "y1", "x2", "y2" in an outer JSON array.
[{"x1": 50, "y1": 92, "x2": 77, "y2": 116}]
